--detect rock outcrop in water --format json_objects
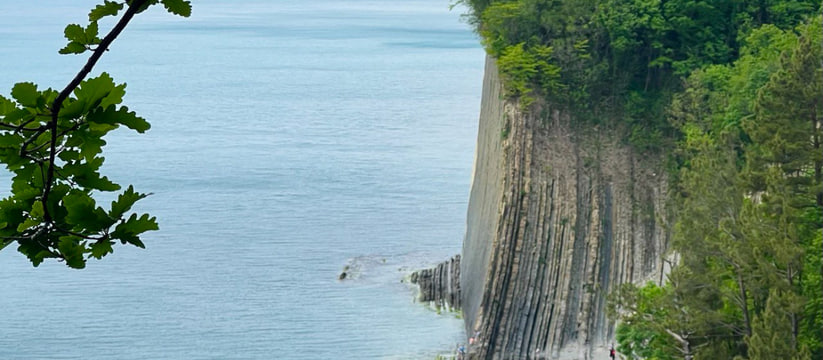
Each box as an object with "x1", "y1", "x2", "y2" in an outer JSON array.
[
  {"x1": 410, "y1": 255, "x2": 461, "y2": 310},
  {"x1": 460, "y1": 57, "x2": 671, "y2": 359}
]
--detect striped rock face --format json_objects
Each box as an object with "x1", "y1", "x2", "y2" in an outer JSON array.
[{"x1": 461, "y1": 57, "x2": 671, "y2": 360}]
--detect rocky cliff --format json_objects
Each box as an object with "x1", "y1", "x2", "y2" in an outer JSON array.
[
  {"x1": 410, "y1": 255, "x2": 461, "y2": 310},
  {"x1": 460, "y1": 57, "x2": 671, "y2": 360}
]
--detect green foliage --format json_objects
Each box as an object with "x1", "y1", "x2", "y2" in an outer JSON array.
[
  {"x1": 89, "y1": 1, "x2": 125, "y2": 22},
  {"x1": 747, "y1": 290, "x2": 810, "y2": 360},
  {"x1": 59, "y1": 22, "x2": 101, "y2": 55},
  {"x1": 0, "y1": 0, "x2": 191, "y2": 268},
  {"x1": 161, "y1": 0, "x2": 193, "y2": 17},
  {"x1": 611, "y1": 16, "x2": 823, "y2": 359},
  {"x1": 0, "y1": 74, "x2": 157, "y2": 268},
  {"x1": 478, "y1": 2, "x2": 526, "y2": 56},
  {"x1": 496, "y1": 43, "x2": 538, "y2": 106},
  {"x1": 609, "y1": 282, "x2": 679, "y2": 360},
  {"x1": 458, "y1": 0, "x2": 820, "y2": 150},
  {"x1": 799, "y1": 223, "x2": 823, "y2": 356},
  {"x1": 747, "y1": 19, "x2": 822, "y2": 185}
]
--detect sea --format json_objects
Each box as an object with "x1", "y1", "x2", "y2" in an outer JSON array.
[{"x1": 0, "y1": 1, "x2": 485, "y2": 359}]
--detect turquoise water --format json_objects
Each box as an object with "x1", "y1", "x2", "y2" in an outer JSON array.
[{"x1": 0, "y1": 1, "x2": 484, "y2": 358}]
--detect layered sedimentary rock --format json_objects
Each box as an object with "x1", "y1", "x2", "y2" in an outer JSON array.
[
  {"x1": 461, "y1": 57, "x2": 671, "y2": 359},
  {"x1": 410, "y1": 255, "x2": 461, "y2": 310}
]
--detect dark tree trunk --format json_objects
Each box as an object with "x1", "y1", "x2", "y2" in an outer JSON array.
[{"x1": 736, "y1": 268, "x2": 752, "y2": 337}]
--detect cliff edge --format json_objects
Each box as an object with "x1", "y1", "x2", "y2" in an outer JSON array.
[{"x1": 461, "y1": 57, "x2": 671, "y2": 360}]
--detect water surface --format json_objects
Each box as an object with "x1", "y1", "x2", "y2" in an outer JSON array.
[{"x1": 0, "y1": 1, "x2": 484, "y2": 359}]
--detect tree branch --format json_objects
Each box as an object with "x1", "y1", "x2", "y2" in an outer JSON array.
[{"x1": 43, "y1": 0, "x2": 151, "y2": 224}]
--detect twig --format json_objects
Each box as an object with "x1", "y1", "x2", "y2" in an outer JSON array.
[{"x1": 43, "y1": 0, "x2": 151, "y2": 224}]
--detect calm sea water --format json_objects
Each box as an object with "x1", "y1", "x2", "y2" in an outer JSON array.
[{"x1": 0, "y1": 1, "x2": 484, "y2": 358}]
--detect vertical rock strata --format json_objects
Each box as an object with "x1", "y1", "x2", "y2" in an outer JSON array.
[
  {"x1": 410, "y1": 255, "x2": 461, "y2": 310},
  {"x1": 461, "y1": 57, "x2": 670, "y2": 359}
]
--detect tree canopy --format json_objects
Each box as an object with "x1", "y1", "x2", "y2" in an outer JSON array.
[{"x1": 458, "y1": 0, "x2": 820, "y2": 149}]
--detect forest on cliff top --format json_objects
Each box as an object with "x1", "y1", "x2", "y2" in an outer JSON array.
[{"x1": 459, "y1": 0, "x2": 822, "y2": 359}]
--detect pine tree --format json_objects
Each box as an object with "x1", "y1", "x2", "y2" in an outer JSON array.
[{"x1": 747, "y1": 290, "x2": 810, "y2": 360}]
